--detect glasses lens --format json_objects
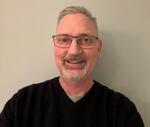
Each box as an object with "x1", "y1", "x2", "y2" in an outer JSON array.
[
  {"x1": 53, "y1": 35, "x2": 72, "y2": 48},
  {"x1": 77, "y1": 36, "x2": 98, "y2": 48}
]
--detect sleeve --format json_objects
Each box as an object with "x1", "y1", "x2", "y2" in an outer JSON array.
[
  {"x1": 124, "y1": 105, "x2": 145, "y2": 127},
  {"x1": 116, "y1": 96, "x2": 145, "y2": 127},
  {"x1": 0, "y1": 94, "x2": 18, "y2": 127}
]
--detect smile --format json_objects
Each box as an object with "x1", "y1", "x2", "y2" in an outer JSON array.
[{"x1": 64, "y1": 59, "x2": 86, "y2": 70}]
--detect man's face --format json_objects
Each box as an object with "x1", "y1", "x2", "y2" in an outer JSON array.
[{"x1": 54, "y1": 13, "x2": 102, "y2": 81}]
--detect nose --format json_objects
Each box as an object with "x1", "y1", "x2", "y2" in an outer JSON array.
[{"x1": 67, "y1": 39, "x2": 82, "y2": 55}]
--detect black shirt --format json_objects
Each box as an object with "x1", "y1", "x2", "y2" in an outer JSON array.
[{"x1": 0, "y1": 77, "x2": 144, "y2": 127}]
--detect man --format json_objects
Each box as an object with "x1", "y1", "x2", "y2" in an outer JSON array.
[{"x1": 0, "y1": 6, "x2": 144, "y2": 127}]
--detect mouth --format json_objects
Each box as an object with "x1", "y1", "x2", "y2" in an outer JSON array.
[{"x1": 64, "y1": 58, "x2": 86, "y2": 69}]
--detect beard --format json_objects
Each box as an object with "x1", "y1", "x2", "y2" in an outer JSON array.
[
  {"x1": 61, "y1": 55, "x2": 87, "y2": 81},
  {"x1": 62, "y1": 66, "x2": 87, "y2": 81}
]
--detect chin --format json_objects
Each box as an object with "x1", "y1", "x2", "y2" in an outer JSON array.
[{"x1": 62, "y1": 67, "x2": 87, "y2": 82}]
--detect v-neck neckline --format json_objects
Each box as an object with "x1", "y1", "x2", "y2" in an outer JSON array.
[{"x1": 54, "y1": 78, "x2": 96, "y2": 106}]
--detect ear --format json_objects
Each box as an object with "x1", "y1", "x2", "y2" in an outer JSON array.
[{"x1": 97, "y1": 39, "x2": 102, "y2": 58}]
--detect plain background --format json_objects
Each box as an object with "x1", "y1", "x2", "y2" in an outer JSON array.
[{"x1": 0, "y1": 0, "x2": 150, "y2": 126}]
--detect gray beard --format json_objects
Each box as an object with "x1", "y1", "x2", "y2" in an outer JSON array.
[{"x1": 62, "y1": 66, "x2": 87, "y2": 81}]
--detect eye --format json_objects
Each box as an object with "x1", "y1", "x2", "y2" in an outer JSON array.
[
  {"x1": 77, "y1": 37, "x2": 90, "y2": 43},
  {"x1": 58, "y1": 36, "x2": 71, "y2": 43},
  {"x1": 81, "y1": 37, "x2": 93, "y2": 45},
  {"x1": 84, "y1": 37, "x2": 91, "y2": 42}
]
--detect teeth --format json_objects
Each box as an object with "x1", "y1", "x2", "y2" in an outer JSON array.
[
  {"x1": 67, "y1": 60, "x2": 84, "y2": 64},
  {"x1": 64, "y1": 56, "x2": 86, "y2": 64}
]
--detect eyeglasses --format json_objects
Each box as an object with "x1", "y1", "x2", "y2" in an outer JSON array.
[{"x1": 52, "y1": 34, "x2": 99, "y2": 49}]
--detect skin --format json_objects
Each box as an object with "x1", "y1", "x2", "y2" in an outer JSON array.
[{"x1": 54, "y1": 13, "x2": 102, "y2": 96}]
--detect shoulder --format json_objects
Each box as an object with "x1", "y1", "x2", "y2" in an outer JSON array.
[
  {"x1": 93, "y1": 80, "x2": 137, "y2": 116},
  {"x1": 93, "y1": 80, "x2": 144, "y2": 126},
  {"x1": 0, "y1": 77, "x2": 60, "y2": 126},
  {"x1": 3, "y1": 77, "x2": 60, "y2": 109},
  {"x1": 93, "y1": 80, "x2": 133, "y2": 106},
  {"x1": 1, "y1": 77, "x2": 60, "y2": 114},
  {"x1": 17, "y1": 77, "x2": 59, "y2": 96}
]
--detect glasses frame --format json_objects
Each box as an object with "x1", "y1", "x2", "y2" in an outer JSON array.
[{"x1": 52, "y1": 34, "x2": 99, "y2": 49}]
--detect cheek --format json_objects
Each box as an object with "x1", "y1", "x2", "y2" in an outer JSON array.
[
  {"x1": 86, "y1": 50, "x2": 100, "y2": 67},
  {"x1": 86, "y1": 49, "x2": 100, "y2": 61},
  {"x1": 54, "y1": 48, "x2": 65, "y2": 66},
  {"x1": 55, "y1": 51, "x2": 61, "y2": 64}
]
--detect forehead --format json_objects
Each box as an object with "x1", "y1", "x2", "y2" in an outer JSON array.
[{"x1": 56, "y1": 13, "x2": 97, "y2": 35}]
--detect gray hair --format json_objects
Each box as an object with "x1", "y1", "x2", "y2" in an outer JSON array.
[{"x1": 57, "y1": 6, "x2": 98, "y2": 33}]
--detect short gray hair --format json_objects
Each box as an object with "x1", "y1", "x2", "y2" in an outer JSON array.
[{"x1": 57, "y1": 6, "x2": 98, "y2": 33}]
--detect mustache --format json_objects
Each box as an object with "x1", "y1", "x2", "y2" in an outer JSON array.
[{"x1": 64, "y1": 55, "x2": 86, "y2": 61}]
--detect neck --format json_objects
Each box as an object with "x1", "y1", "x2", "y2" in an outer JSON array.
[{"x1": 59, "y1": 76, "x2": 93, "y2": 96}]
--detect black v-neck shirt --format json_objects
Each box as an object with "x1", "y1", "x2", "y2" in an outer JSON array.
[{"x1": 0, "y1": 77, "x2": 144, "y2": 127}]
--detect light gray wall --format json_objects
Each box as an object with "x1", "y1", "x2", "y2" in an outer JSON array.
[{"x1": 0, "y1": 0, "x2": 149, "y2": 126}]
